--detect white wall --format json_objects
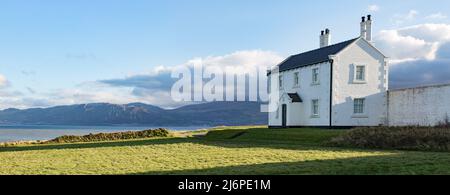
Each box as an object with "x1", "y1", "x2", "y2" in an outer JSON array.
[
  {"x1": 332, "y1": 38, "x2": 388, "y2": 126},
  {"x1": 388, "y1": 84, "x2": 450, "y2": 126},
  {"x1": 268, "y1": 62, "x2": 331, "y2": 127}
]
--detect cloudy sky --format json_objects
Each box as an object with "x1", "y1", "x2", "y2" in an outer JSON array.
[{"x1": 1, "y1": 0, "x2": 450, "y2": 109}]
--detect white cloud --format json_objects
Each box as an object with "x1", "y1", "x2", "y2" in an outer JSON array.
[
  {"x1": 0, "y1": 50, "x2": 284, "y2": 110},
  {"x1": 392, "y1": 10, "x2": 419, "y2": 25},
  {"x1": 0, "y1": 74, "x2": 7, "y2": 88},
  {"x1": 426, "y1": 12, "x2": 448, "y2": 20},
  {"x1": 375, "y1": 23, "x2": 450, "y2": 89},
  {"x1": 375, "y1": 23, "x2": 450, "y2": 63},
  {"x1": 368, "y1": 5, "x2": 380, "y2": 12}
]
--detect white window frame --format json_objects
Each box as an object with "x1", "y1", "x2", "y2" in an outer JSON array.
[
  {"x1": 275, "y1": 106, "x2": 280, "y2": 119},
  {"x1": 293, "y1": 72, "x2": 300, "y2": 87},
  {"x1": 279, "y1": 75, "x2": 283, "y2": 89},
  {"x1": 353, "y1": 98, "x2": 366, "y2": 114},
  {"x1": 312, "y1": 68, "x2": 320, "y2": 85},
  {"x1": 353, "y1": 64, "x2": 367, "y2": 84},
  {"x1": 311, "y1": 99, "x2": 320, "y2": 117}
]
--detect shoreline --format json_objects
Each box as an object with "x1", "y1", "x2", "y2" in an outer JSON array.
[{"x1": 0, "y1": 125, "x2": 264, "y2": 146}]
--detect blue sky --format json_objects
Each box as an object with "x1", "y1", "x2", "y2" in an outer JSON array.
[{"x1": 1, "y1": 0, "x2": 450, "y2": 109}]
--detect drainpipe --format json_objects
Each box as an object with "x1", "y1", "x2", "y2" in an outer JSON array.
[{"x1": 329, "y1": 59, "x2": 334, "y2": 128}]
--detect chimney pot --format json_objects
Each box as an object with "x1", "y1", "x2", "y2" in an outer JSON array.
[
  {"x1": 362, "y1": 16, "x2": 366, "y2": 22},
  {"x1": 367, "y1": 15, "x2": 371, "y2": 21},
  {"x1": 321, "y1": 30, "x2": 324, "y2": 35},
  {"x1": 325, "y1": 29, "x2": 330, "y2": 34}
]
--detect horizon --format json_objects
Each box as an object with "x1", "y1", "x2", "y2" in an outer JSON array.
[
  {"x1": 1, "y1": 0, "x2": 450, "y2": 110},
  {"x1": 0, "y1": 100, "x2": 263, "y2": 111}
]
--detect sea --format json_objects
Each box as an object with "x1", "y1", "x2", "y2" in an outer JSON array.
[{"x1": 0, "y1": 125, "x2": 211, "y2": 142}]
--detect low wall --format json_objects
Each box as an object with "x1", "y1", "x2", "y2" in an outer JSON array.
[{"x1": 388, "y1": 84, "x2": 450, "y2": 126}]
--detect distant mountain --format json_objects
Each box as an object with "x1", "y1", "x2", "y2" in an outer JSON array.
[{"x1": 0, "y1": 102, "x2": 267, "y2": 126}]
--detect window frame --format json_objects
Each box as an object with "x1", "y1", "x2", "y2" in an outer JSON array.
[
  {"x1": 293, "y1": 72, "x2": 300, "y2": 87},
  {"x1": 311, "y1": 68, "x2": 320, "y2": 85},
  {"x1": 279, "y1": 75, "x2": 283, "y2": 89},
  {"x1": 275, "y1": 106, "x2": 280, "y2": 119},
  {"x1": 311, "y1": 99, "x2": 320, "y2": 117},
  {"x1": 353, "y1": 64, "x2": 367, "y2": 84},
  {"x1": 353, "y1": 98, "x2": 366, "y2": 114}
]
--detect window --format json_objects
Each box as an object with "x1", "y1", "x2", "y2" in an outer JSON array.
[
  {"x1": 354, "y1": 65, "x2": 367, "y2": 83},
  {"x1": 294, "y1": 72, "x2": 299, "y2": 86},
  {"x1": 275, "y1": 107, "x2": 280, "y2": 119},
  {"x1": 354, "y1": 98, "x2": 365, "y2": 114},
  {"x1": 312, "y1": 68, "x2": 319, "y2": 84},
  {"x1": 311, "y1": 99, "x2": 319, "y2": 117},
  {"x1": 279, "y1": 75, "x2": 283, "y2": 89}
]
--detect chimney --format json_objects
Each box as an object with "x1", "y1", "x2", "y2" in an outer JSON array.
[
  {"x1": 366, "y1": 15, "x2": 372, "y2": 42},
  {"x1": 360, "y1": 16, "x2": 367, "y2": 39},
  {"x1": 360, "y1": 15, "x2": 373, "y2": 41},
  {"x1": 320, "y1": 30, "x2": 325, "y2": 48},
  {"x1": 320, "y1": 29, "x2": 331, "y2": 48}
]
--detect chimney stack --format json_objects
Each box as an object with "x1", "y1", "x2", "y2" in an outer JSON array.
[
  {"x1": 320, "y1": 29, "x2": 331, "y2": 48},
  {"x1": 360, "y1": 15, "x2": 372, "y2": 42},
  {"x1": 366, "y1": 15, "x2": 372, "y2": 42},
  {"x1": 360, "y1": 16, "x2": 367, "y2": 39}
]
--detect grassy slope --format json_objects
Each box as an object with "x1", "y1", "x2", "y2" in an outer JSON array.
[{"x1": 1, "y1": 126, "x2": 450, "y2": 175}]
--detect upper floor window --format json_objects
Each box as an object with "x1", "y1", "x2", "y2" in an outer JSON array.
[
  {"x1": 354, "y1": 65, "x2": 367, "y2": 83},
  {"x1": 279, "y1": 75, "x2": 283, "y2": 89},
  {"x1": 311, "y1": 99, "x2": 320, "y2": 117},
  {"x1": 294, "y1": 72, "x2": 299, "y2": 87},
  {"x1": 312, "y1": 68, "x2": 320, "y2": 85},
  {"x1": 354, "y1": 98, "x2": 365, "y2": 114}
]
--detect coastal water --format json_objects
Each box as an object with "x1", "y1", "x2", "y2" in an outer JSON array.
[{"x1": 0, "y1": 125, "x2": 211, "y2": 142}]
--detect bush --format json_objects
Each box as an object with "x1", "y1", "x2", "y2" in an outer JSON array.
[
  {"x1": 437, "y1": 114, "x2": 450, "y2": 128},
  {"x1": 327, "y1": 126, "x2": 450, "y2": 151},
  {"x1": 46, "y1": 128, "x2": 170, "y2": 144}
]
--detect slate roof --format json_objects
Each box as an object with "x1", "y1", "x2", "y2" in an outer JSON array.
[
  {"x1": 287, "y1": 93, "x2": 303, "y2": 103},
  {"x1": 278, "y1": 38, "x2": 358, "y2": 72}
]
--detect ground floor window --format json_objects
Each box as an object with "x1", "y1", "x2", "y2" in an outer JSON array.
[
  {"x1": 311, "y1": 99, "x2": 319, "y2": 117},
  {"x1": 354, "y1": 98, "x2": 365, "y2": 114}
]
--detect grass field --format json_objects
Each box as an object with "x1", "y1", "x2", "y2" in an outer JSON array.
[{"x1": 1, "y1": 126, "x2": 450, "y2": 175}]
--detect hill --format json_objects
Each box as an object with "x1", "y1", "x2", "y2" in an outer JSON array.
[{"x1": 0, "y1": 102, "x2": 267, "y2": 126}]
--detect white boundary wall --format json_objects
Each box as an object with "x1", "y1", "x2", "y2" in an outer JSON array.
[{"x1": 388, "y1": 84, "x2": 450, "y2": 126}]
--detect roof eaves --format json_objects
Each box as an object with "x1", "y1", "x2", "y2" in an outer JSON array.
[{"x1": 279, "y1": 59, "x2": 331, "y2": 73}]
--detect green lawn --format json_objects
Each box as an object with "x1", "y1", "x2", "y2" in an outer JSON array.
[{"x1": 1, "y1": 126, "x2": 450, "y2": 175}]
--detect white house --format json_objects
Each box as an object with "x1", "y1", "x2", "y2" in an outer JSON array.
[{"x1": 268, "y1": 15, "x2": 389, "y2": 128}]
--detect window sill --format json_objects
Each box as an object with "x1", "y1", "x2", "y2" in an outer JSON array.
[
  {"x1": 311, "y1": 83, "x2": 320, "y2": 86},
  {"x1": 352, "y1": 80, "x2": 367, "y2": 84},
  {"x1": 352, "y1": 115, "x2": 369, "y2": 118},
  {"x1": 310, "y1": 115, "x2": 320, "y2": 118}
]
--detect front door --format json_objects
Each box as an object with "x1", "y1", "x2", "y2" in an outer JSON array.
[{"x1": 282, "y1": 104, "x2": 287, "y2": 128}]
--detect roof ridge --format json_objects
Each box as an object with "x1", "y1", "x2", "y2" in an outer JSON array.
[
  {"x1": 291, "y1": 38, "x2": 358, "y2": 57},
  {"x1": 277, "y1": 37, "x2": 359, "y2": 72}
]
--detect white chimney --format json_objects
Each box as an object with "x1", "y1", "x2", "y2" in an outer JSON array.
[
  {"x1": 320, "y1": 30, "x2": 325, "y2": 48},
  {"x1": 360, "y1": 15, "x2": 372, "y2": 42},
  {"x1": 366, "y1": 15, "x2": 372, "y2": 42},
  {"x1": 360, "y1": 16, "x2": 367, "y2": 39},
  {"x1": 320, "y1": 29, "x2": 331, "y2": 48}
]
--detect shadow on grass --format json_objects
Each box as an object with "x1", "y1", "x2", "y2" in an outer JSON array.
[
  {"x1": 0, "y1": 127, "x2": 348, "y2": 153},
  {"x1": 134, "y1": 152, "x2": 450, "y2": 175},
  {"x1": 0, "y1": 138, "x2": 195, "y2": 153}
]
